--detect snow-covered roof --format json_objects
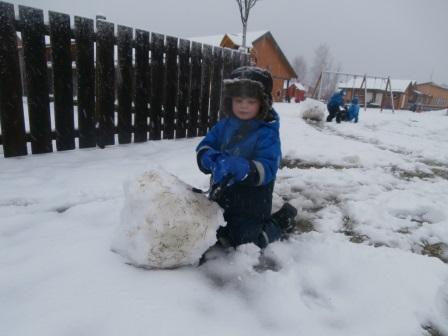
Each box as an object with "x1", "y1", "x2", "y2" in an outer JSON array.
[
  {"x1": 188, "y1": 34, "x2": 225, "y2": 47},
  {"x1": 291, "y1": 82, "x2": 306, "y2": 91},
  {"x1": 338, "y1": 77, "x2": 414, "y2": 93},
  {"x1": 189, "y1": 31, "x2": 269, "y2": 47},
  {"x1": 225, "y1": 30, "x2": 269, "y2": 46},
  {"x1": 417, "y1": 82, "x2": 448, "y2": 91}
]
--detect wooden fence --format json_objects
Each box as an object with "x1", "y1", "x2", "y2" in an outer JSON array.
[{"x1": 0, "y1": 2, "x2": 249, "y2": 157}]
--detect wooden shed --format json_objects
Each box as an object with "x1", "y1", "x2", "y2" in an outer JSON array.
[{"x1": 287, "y1": 82, "x2": 307, "y2": 102}]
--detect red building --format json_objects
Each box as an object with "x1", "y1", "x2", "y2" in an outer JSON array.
[{"x1": 287, "y1": 82, "x2": 307, "y2": 102}]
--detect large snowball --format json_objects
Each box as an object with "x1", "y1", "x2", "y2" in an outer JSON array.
[
  {"x1": 300, "y1": 98, "x2": 326, "y2": 121},
  {"x1": 111, "y1": 169, "x2": 225, "y2": 269}
]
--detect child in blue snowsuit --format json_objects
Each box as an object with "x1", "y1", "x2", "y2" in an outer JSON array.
[
  {"x1": 196, "y1": 66, "x2": 297, "y2": 248},
  {"x1": 327, "y1": 89, "x2": 346, "y2": 123},
  {"x1": 347, "y1": 97, "x2": 360, "y2": 123}
]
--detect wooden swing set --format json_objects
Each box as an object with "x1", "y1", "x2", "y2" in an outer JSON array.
[{"x1": 312, "y1": 71, "x2": 395, "y2": 112}]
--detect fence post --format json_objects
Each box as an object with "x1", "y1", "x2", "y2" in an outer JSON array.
[
  {"x1": 134, "y1": 29, "x2": 149, "y2": 142},
  {"x1": 232, "y1": 50, "x2": 241, "y2": 70},
  {"x1": 198, "y1": 44, "x2": 212, "y2": 136},
  {"x1": 243, "y1": 52, "x2": 250, "y2": 66},
  {"x1": 0, "y1": 1, "x2": 27, "y2": 157},
  {"x1": 176, "y1": 39, "x2": 190, "y2": 139},
  {"x1": 222, "y1": 49, "x2": 233, "y2": 80},
  {"x1": 220, "y1": 48, "x2": 233, "y2": 120},
  {"x1": 209, "y1": 47, "x2": 223, "y2": 127},
  {"x1": 20, "y1": 5, "x2": 52, "y2": 154},
  {"x1": 188, "y1": 41, "x2": 201, "y2": 138},
  {"x1": 164, "y1": 36, "x2": 178, "y2": 139},
  {"x1": 75, "y1": 16, "x2": 96, "y2": 148},
  {"x1": 117, "y1": 25, "x2": 133, "y2": 144},
  {"x1": 49, "y1": 11, "x2": 75, "y2": 151},
  {"x1": 149, "y1": 32, "x2": 164, "y2": 140},
  {"x1": 95, "y1": 19, "x2": 115, "y2": 147}
]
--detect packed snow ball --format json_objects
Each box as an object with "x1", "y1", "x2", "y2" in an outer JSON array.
[
  {"x1": 111, "y1": 168, "x2": 225, "y2": 269},
  {"x1": 299, "y1": 98, "x2": 326, "y2": 121}
]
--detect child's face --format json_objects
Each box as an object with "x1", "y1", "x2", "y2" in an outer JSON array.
[{"x1": 232, "y1": 97, "x2": 261, "y2": 120}]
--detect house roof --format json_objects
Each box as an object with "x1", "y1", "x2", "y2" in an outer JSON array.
[
  {"x1": 256, "y1": 31, "x2": 297, "y2": 78},
  {"x1": 338, "y1": 77, "x2": 414, "y2": 93},
  {"x1": 189, "y1": 31, "x2": 297, "y2": 78},
  {"x1": 290, "y1": 82, "x2": 306, "y2": 91},
  {"x1": 224, "y1": 30, "x2": 269, "y2": 47},
  {"x1": 189, "y1": 30, "x2": 269, "y2": 48},
  {"x1": 188, "y1": 34, "x2": 226, "y2": 47},
  {"x1": 416, "y1": 82, "x2": 448, "y2": 91}
]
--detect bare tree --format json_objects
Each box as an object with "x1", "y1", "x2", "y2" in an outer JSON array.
[
  {"x1": 309, "y1": 43, "x2": 333, "y2": 87},
  {"x1": 292, "y1": 56, "x2": 307, "y2": 84},
  {"x1": 309, "y1": 43, "x2": 343, "y2": 99},
  {"x1": 235, "y1": 0, "x2": 260, "y2": 48},
  {"x1": 325, "y1": 61, "x2": 342, "y2": 98}
]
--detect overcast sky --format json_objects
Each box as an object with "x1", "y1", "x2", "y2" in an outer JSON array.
[{"x1": 10, "y1": 0, "x2": 448, "y2": 84}]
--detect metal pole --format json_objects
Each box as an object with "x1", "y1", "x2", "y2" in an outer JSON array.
[
  {"x1": 381, "y1": 78, "x2": 388, "y2": 112},
  {"x1": 388, "y1": 77, "x2": 395, "y2": 113},
  {"x1": 317, "y1": 71, "x2": 323, "y2": 101},
  {"x1": 321, "y1": 70, "x2": 389, "y2": 80},
  {"x1": 351, "y1": 75, "x2": 356, "y2": 98},
  {"x1": 364, "y1": 74, "x2": 367, "y2": 111}
]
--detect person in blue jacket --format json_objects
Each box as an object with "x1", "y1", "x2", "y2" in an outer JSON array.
[
  {"x1": 196, "y1": 66, "x2": 297, "y2": 248},
  {"x1": 326, "y1": 89, "x2": 346, "y2": 123},
  {"x1": 347, "y1": 97, "x2": 360, "y2": 123}
]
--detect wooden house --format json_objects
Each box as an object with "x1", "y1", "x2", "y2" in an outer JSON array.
[{"x1": 409, "y1": 82, "x2": 448, "y2": 111}]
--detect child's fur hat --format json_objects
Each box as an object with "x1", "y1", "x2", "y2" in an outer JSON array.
[{"x1": 221, "y1": 66, "x2": 273, "y2": 120}]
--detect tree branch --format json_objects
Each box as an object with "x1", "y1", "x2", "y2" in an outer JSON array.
[{"x1": 235, "y1": 0, "x2": 260, "y2": 47}]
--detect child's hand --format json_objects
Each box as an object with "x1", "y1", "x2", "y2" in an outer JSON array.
[
  {"x1": 200, "y1": 148, "x2": 222, "y2": 172},
  {"x1": 212, "y1": 155, "x2": 250, "y2": 185}
]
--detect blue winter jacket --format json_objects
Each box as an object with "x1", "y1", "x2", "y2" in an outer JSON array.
[
  {"x1": 327, "y1": 91, "x2": 345, "y2": 109},
  {"x1": 347, "y1": 103, "x2": 360, "y2": 122},
  {"x1": 196, "y1": 109, "x2": 281, "y2": 186}
]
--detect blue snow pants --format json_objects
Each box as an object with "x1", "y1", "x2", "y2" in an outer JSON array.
[{"x1": 216, "y1": 181, "x2": 283, "y2": 248}]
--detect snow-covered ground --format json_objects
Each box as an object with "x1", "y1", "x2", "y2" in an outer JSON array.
[{"x1": 1, "y1": 102, "x2": 448, "y2": 336}]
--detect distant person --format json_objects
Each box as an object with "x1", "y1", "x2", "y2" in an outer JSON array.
[
  {"x1": 347, "y1": 97, "x2": 360, "y2": 123},
  {"x1": 410, "y1": 103, "x2": 417, "y2": 112},
  {"x1": 326, "y1": 89, "x2": 346, "y2": 123}
]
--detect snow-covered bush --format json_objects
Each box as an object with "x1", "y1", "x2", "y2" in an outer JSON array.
[
  {"x1": 111, "y1": 169, "x2": 225, "y2": 269},
  {"x1": 299, "y1": 98, "x2": 327, "y2": 121}
]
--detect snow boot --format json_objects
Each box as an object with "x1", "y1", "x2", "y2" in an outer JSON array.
[{"x1": 271, "y1": 203, "x2": 298, "y2": 234}]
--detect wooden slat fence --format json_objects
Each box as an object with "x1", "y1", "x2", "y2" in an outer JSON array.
[{"x1": 0, "y1": 1, "x2": 249, "y2": 157}]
